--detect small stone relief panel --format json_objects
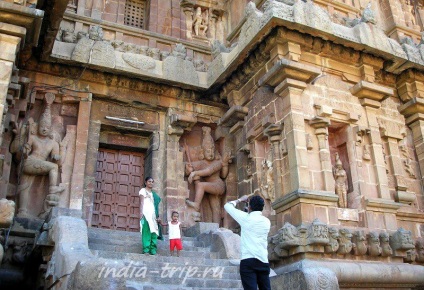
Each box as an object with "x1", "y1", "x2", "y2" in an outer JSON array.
[
  {"x1": 333, "y1": 153, "x2": 348, "y2": 208},
  {"x1": 401, "y1": 0, "x2": 420, "y2": 30},
  {"x1": 182, "y1": 4, "x2": 226, "y2": 44},
  {"x1": 259, "y1": 141, "x2": 275, "y2": 202},
  {"x1": 399, "y1": 138, "x2": 417, "y2": 179}
]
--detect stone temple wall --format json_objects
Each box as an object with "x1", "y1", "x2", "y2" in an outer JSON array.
[{"x1": 2, "y1": 0, "x2": 424, "y2": 288}]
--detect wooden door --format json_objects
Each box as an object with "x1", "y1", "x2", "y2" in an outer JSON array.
[{"x1": 91, "y1": 148, "x2": 144, "y2": 232}]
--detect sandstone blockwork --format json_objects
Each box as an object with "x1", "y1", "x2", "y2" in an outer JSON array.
[{"x1": 2, "y1": 0, "x2": 424, "y2": 288}]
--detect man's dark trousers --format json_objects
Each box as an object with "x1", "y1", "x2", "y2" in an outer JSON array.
[{"x1": 240, "y1": 258, "x2": 271, "y2": 290}]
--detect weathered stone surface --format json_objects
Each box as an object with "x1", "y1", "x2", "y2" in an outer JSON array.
[
  {"x1": 0, "y1": 198, "x2": 15, "y2": 227},
  {"x1": 71, "y1": 37, "x2": 94, "y2": 63},
  {"x1": 163, "y1": 55, "x2": 199, "y2": 85},
  {"x1": 90, "y1": 41, "x2": 115, "y2": 68},
  {"x1": 47, "y1": 216, "x2": 92, "y2": 287},
  {"x1": 184, "y1": 222, "x2": 219, "y2": 237},
  {"x1": 210, "y1": 228, "x2": 241, "y2": 259}
]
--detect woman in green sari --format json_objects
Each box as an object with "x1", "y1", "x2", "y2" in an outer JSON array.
[{"x1": 139, "y1": 176, "x2": 161, "y2": 255}]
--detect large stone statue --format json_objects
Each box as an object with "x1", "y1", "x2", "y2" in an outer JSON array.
[
  {"x1": 185, "y1": 127, "x2": 231, "y2": 223},
  {"x1": 11, "y1": 93, "x2": 65, "y2": 217},
  {"x1": 333, "y1": 152, "x2": 347, "y2": 208}
]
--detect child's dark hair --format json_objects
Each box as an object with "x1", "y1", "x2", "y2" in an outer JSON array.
[
  {"x1": 171, "y1": 211, "x2": 179, "y2": 216},
  {"x1": 249, "y1": 196, "x2": 265, "y2": 211}
]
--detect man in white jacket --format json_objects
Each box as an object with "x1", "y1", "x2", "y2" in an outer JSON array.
[{"x1": 224, "y1": 195, "x2": 271, "y2": 290}]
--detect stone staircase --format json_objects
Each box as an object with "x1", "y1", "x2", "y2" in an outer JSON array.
[{"x1": 88, "y1": 227, "x2": 243, "y2": 290}]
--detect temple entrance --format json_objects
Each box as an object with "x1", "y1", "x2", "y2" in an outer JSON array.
[{"x1": 91, "y1": 148, "x2": 145, "y2": 232}]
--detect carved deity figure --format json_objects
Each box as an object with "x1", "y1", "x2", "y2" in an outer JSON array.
[
  {"x1": 352, "y1": 230, "x2": 367, "y2": 256},
  {"x1": 185, "y1": 127, "x2": 231, "y2": 223},
  {"x1": 368, "y1": 232, "x2": 382, "y2": 256},
  {"x1": 261, "y1": 159, "x2": 275, "y2": 202},
  {"x1": 11, "y1": 93, "x2": 65, "y2": 217},
  {"x1": 193, "y1": 7, "x2": 208, "y2": 37},
  {"x1": 416, "y1": 238, "x2": 424, "y2": 263},
  {"x1": 337, "y1": 228, "x2": 353, "y2": 255},
  {"x1": 402, "y1": 0, "x2": 416, "y2": 28},
  {"x1": 325, "y1": 227, "x2": 340, "y2": 253},
  {"x1": 380, "y1": 232, "x2": 393, "y2": 257},
  {"x1": 333, "y1": 153, "x2": 348, "y2": 208}
]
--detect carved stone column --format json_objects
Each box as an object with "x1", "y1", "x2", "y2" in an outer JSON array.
[
  {"x1": 399, "y1": 97, "x2": 424, "y2": 186},
  {"x1": 350, "y1": 81, "x2": 393, "y2": 201},
  {"x1": 310, "y1": 117, "x2": 332, "y2": 191},
  {"x1": 0, "y1": 34, "x2": 21, "y2": 148},
  {"x1": 259, "y1": 59, "x2": 320, "y2": 194},
  {"x1": 379, "y1": 122, "x2": 415, "y2": 204},
  {"x1": 64, "y1": 92, "x2": 92, "y2": 211},
  {"x1": 181, "y1": 1, "x2": 194, "y2": 40},
  {"x1": 264, "y1": 124, "x2": 283, "y2": 201},
  {"x1": 165, "y1": 110, "x2": 197, "y2": 221}
]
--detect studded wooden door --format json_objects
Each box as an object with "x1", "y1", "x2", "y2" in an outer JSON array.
[{"x1": 91, "y1": 148, "x2": 144, "y2": 232}]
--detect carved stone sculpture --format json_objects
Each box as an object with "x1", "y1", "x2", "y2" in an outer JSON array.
[
  {"x1": 333, "y1": 152, "x2": 348, "y2": 208},
  {"x1": 390, "y1": 228, "x2": 415, "y2": 258},
  {"x1": 402, "y1": 0, "x2": 417, "y2": 28},
  {"x1": 193, "y1": 6, "x2": 209, "y2": 36},
  {"x1": 380, "y1": 232, "x2": 393, "y2": 257},
  {"x1": 363, "y1": 145, "x2": 371, "y2": 160},
  {"x1": 185, "y1": 127, "x2": 231, "y2": 223},
  {"x1": 211, "y1": 40, "x2": 231, "y2": 58},
  {"x1": 325, "y1": 227, "x2": 339, "y2": 253},
  {"x1": 368, "y1": 232, "x2": 382, "y2": 256},
  {"x1": 279, "y1": 222, "x2": 302, "y2": 249},
  {"x1": 306, "y1": 219, "x2": 329, "y2": 246},
  {"x1": 261, "y1": 159, "x2": 275, "y2": 202},
  {"x1": 416, "y1": 238, "x2": 424, "y2": 263},
  {"x1": 0, "y1": 199, "x2": 15, "y2": 227},
  {"x1": 337, "y1": 228, "x2": 353, "y2": 255},
  {"x1": 62, "y1": 30, "x2": 77, "y2": 43},
  {"x1": 10, "y1": 93, "x2": 65, "y2": 217},
  {"x1": 352, "y1": 230, "x2": 367, "y2": 256},
  {"x1": 361, "y1": 2, "x2": 376, "y2": 24}
]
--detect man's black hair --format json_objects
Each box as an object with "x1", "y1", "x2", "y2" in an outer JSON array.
[{"x1": 249, "y1": 195, "x2": 265, "y2": 212}]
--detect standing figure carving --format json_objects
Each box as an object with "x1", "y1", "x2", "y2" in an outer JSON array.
[
  {"x1": 333, "y1": 153, "x2": 347, "y2": 208},
  {"x1": 185, "y1": 127, "x2": 231, "y2": 223},
  {"x1": 10, "y1": 93, "x2": 65, "y2": 217}
]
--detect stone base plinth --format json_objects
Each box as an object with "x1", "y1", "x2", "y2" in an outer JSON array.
[
  {"x1": 184, "y1": 222, "x2": 219, "y2": 237},
  {"x1": 271, "y1": 259, "x2": 424, "y2": 289}
]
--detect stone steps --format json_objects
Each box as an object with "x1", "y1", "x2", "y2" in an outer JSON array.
[{"x1": 87, "y1": 228, "x2": 243, "y2": 289}]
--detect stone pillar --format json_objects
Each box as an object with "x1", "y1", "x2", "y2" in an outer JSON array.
[
  {"x1": 310, "y1": 117, "x2": 332, "y2": 191},
  {"x1": 82, "y1": 119, "x2": 101, "y2": 225},
  {"x1": 264, "y1": 124, "x2": 283, "y2": 200},
  {"x1": 69, "y1": 93, "x2": 92, "y2": 211},
  {"x1": 164, "y1": 110, "x2": 197, "y2": 222},
  {"x1": 181, "y1": 2, "x2": 194, "y2": 40},
  {"x1": 399, "y1": 97, "x2": 424, "y2": 186},
  {"x1": 0, "y1": 33, "x2": 21, "y2": 147},
  {"x1": 259, "y1": 59, "x2": 321, "y2": 194},
  {"x1": 350, "y1": 81, "x2": 393, "y2": 201}
]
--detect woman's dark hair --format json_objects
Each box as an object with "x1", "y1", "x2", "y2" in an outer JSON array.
[
  {"x1": 249, "y1": 196, "x2": 265, "y2": 212},
  {"x1": 144, "y1": 176, "x2": 154, "y2": 185}
]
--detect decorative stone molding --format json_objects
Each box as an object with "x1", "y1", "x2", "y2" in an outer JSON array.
[
  {"x1": 390, "y1": 228, "x2": 416, "y2": 261},
  {"x1": 168, "y1": 111, "x2": 197, "y2": 135},
  {"x1": 268, "y1": 220, "x2": 424, "y2": 265},
  {"x1": 217, "y1": 105, "x2": 248, "y2": 128},
  {"x1": 350, "y1": 81, "x2": 394, "y2": 107},
  {"x1": 259, "y1": 59, "x2": 321, "y2": 88}
]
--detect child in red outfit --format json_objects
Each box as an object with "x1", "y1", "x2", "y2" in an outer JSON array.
[{"x1": 159, "y1": 211, "x2": 183, "y2": 256}]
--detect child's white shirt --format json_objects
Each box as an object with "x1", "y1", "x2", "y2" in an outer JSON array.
[{"x1": 168, "y1": 221, "x2": 181, "y2": 239}]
